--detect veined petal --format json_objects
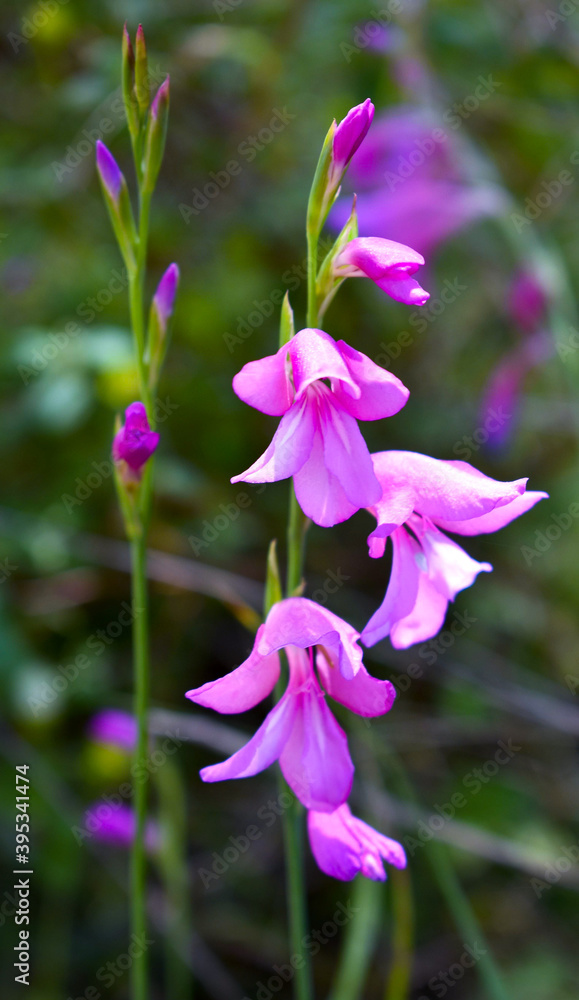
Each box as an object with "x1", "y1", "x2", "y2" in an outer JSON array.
[
  {"x1": 231, "y1": 395, "x2": 314, "y2": 485},
  {"x1": 435, "y1": 489, "x2": 548, "y2": 536},
  {"x1": 232, "y1": 346, "x2": 293, "y2": 416},
  {"x1": 418, "y1": 522, "x2": 492, "y2": 601},
  {"x1": 259, "y1": 598, "x2": 363, "y2": 680},
  {"x1": 332, "y1": 340, "x2": 410, "y2": 421},
  {"x1": 279, "y1": 683, "x2": 354, "y2": 811},
  {"x1": 361, "y1": 527, "x2": 421, "y2": 647},
  {"x1": 185, "y1": 643, "x2": 280, "y2": 714},
  {"x1": 307, "y1": 803, "x2": 406, "y2": 881},
  {"x1": 294, "y1": 425, "x2": 359, "y2": 527},
  {"x1": 200, "y1": 693, "x2": 296, "y2": 783},
  {"x1": 316, "y1": 650, "x2": 396, "y2": 717},
  {"x1": 289, "y1": 328, "x2": 358, "y2": 399},
  {"x1": 321, "y1": 394, "x2": 381, "y2": 509}
]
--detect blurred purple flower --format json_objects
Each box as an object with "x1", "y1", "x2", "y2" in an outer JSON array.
[
  {"x1": 88, "y1": 709, "x2": 137, "y2": 753},
  {"x1": 85, "y1": 803, "x2": 158, "y2": 852},
  {"x1": 113, "y1": 402, "x2": 159, "y2": 474},
  {"x1": 479, "y1": 330, "x2": 552, "y2": 450},
  {"x1": 507, "y1": 269, "x2": 547, "y2": 333},
  {"x1": 308, "y1": 803, "x2": 406, "y2": 881}
]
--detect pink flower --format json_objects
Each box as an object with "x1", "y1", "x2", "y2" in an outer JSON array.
[
  {"x1": 84, "y1": 803, "x2": 158, "y2": 851},
  {"x1": 330, "y1": 99, "x2": 375, "y2": 186},
  {"x1": 88, "y1": 709, "x2": 137, "y2": 752},
  {"x1": 231, "y1": 328, "x2": 409, "y2": 527},
  {"x1": 186, "y1": 597, "x2": 395, "y2": 812},
  {"x1": 334, "y1": 236, "x2": 429, "y2": 306},
  {"x1": 507, "y1": 270, "x2": 547, "y2": 333},
  {"x1": 362, "y1": 452, "x2": 548, "y2": 648},
  {"x1": 308, "y1": 803, "x2": 406, "y2": 881},
  {"x1": 113, "y1": 402, "x2": 159, "y2": 474}
]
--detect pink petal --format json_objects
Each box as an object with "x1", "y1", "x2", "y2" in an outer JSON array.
[
  {"x1": 320, "y1": 393, "x2": 381, "y2": 508},
  {"x1": 337, "y1": 236, "x2": 425, "y2": 278},
  {"x1": 231, "y1": 395, "x2": 315, "y2": 484},
  {"x1": 371, "y1": 452, "x2": 528, "y2": 524},
  {"x1": 308, "y1": 807, "x2": 367, "y2": 880},
  {"x1": 185, "y1": 641, "x2": 280, "y2": 714},
  {"x1": 279, "y1": 683, "x2": 354, "y2": 811},
  {"x1": 294, "y1": 425, "x2": 359, "y2": 527},
  {"x1": 316, "y1": 651, "x2": 395, "y2": 717},
  {"x1": 200, "y1": 693, "x2": 296, "y2": 783},
  {"x1": 361, "y1": 527, "x2": 421, "y2": 647},
  {"x1": 418, "y1": 522, "x2": 492, "y2": 601},
  {"x1": 289, "y1": 328, "x2": 358, "y2": 400},
  {"x1": 259, "y1": 598, "x2": 363, "y2": 680},
  {"x1": 435, "y1": 489, "x2": 548, "y2": 536},
  {"x1": 390, "y1": 571, "x2": 449, "y2": 648},
  {"x1": 375, "y1": 273, "x2": 430, "y2": 306},
  {"x1": 232, "y1": 346, "x2": 293, "y2": 416},
  {"x1": 332, "y1": 340, "x2": 410, "y2": 420}
]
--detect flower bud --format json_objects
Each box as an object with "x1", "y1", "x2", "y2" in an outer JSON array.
[
  {"x1": 307, "y1": 100, "x2": 373, "y2": 239},
  {"x1": 122, "y1": 22, "x2": 139, "y2": 141},
  {"x1": 279, "y1": 291, "x2": 295, "y2": 348},
  {"x1": 146, "y1": 263, "x2": 179, "y2": 389},
  {"x1": 135, "y1": 24, "x2": 150, "y2": 116},
  {"x1": 113, "y1": 401, "x2": 159, "y2": 477},
  {"x1": 142, "y1": 77, "x2": 170, "y2": 193},
  {"x1": 96, "y1": 141, "x2": 137, "y2": 272}
]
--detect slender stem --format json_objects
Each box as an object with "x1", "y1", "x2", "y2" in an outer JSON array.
[
  {"x1": 286, "y1": 485, "x2": 307, "y2": 595},
  {"x1": 384, "y1": 867, "x2": 413, "y2": 1000},
  {"x1": 130, "y1": 531, "x2": 150, "y2": 1000},
  {"x1": 306, "y1": 229, "x2": 318, "y2": 328},
  {"x1": 328, "y1": 876, "x2": 383, "y2": 1000},
  {"x1": 129, "y1": 188, "x2": 153, "y2": 420}
]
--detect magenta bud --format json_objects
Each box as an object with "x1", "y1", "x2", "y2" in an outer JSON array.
[
  {"x1": 151, "y1": 76, "x2": 170, "y2": 119},
  {"x1": 153, "y1": 263, "x2": 179, "y2": 327},
  {"x1": 88, "y1": 709, "x2": 137, "y2": 752},
  {"x1": 96, "y1": 140, "x2": 123, "y2": 202},
  {"x1": 112, "y1": 401, "x2": 159, "y2": 474},
  {"x1": 332, "y1": 99, "x2": 374, "y2": 175}
]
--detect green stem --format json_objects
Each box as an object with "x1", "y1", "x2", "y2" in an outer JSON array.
[
  {"x1": 328, "y1": 876, "x2": 383, "y2": 1000},
  {"x1": 130, "y1": 531, "x2": 150, "y2": 1000},
  {"x1": 129, "y1": 188, "x2": 153, "y2": 420},
  {"x1": 286, "y1": 485, "x2": 307, "y2": 595},
  {"x1": 306, "y1": 229, "x2": 318, "y2": 328},
  {"x1": 384, "y1": 867, "x2": 413, "y2": 1000}
]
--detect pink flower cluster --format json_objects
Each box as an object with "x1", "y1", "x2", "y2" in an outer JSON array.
[{"x1": 187, "y1": 102, "x2": 547, "y2": 883}]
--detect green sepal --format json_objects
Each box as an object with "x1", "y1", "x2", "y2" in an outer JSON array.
[
  {"x1": 135, "y1": 24, "x2": 150, "y2": 119},
  {"x1": 306, "y1": 119, "x2": 337, "y2": 241},
  {"x1": 316, "y1": 195, "x2": 358, "y2": 320},
  {"x1": 279, "y1": 291, "x2": 295, "y2": 348},
  {"x1": 98, "y1": 172, "x2": 138, "y2": 275},
  {"x1": 264, "y1": 539, "x2": 283, "y2": 617},
  {"x1": 142, "y1": 79, "x2": 169, "y2": 194}
]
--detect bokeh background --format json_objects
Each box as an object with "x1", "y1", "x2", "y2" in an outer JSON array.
[{"x1": 1, "y1": 0, "x2": 579, "y2": 998}]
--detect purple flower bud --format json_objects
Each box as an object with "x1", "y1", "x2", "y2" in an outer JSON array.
[
  {"x1": 112, "y1": 401, "x2": 159, "y2": 473},
  {"x1": 150, "y1": 76, "x2": 170, "y2": 120},
  {"x1": 96, "y1": 140, "x2": 123, "y2": 202},
  {"x1": 153, "y1": 263, "x2": 179, "y2": 329},
  {"x1": 332, "y1": 99, "x2": 374, "y2": 176},
  {"x1": 88, "y1": 709, "x2": 137, "y2": 753}
]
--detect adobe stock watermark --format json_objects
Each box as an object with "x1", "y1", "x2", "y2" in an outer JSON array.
[
  {"x1": 452, "y1": 406, "x2": 512, "y2": 461},
  {"x1": 521, "y1": 501, "x2": 579, "y2": 566},
  {"x1": 179, "y1": 108, "x2": 296, "y2": 223},
  {"x1": 213, "y1": 0, "x2": 243, "y2": 19},
  {"x1": 188, "y1": 486, "x2": 266, "y2": 555},
  {"x1": 242, "y1": 900, "x2": 360, "y2": 1000},
  {"x1": 418, "y1": 942, "x2": 488, "y2": 998},
  {"x1": 373, "y1": 277, "x2": 467, "y2": 366},
  {"x1": 545, "y1": 0, "x2": 579, "y2": 30},
  {"x1": 511, "y1": 148, "x2": 579, "y2": 233},
  {"x1": 61, "y1": 397, "x2": 179, "y2": 513},
  {"x1": 340, "y1": 2, "x2": 402, "y2": 63},
  {"x1": 28, "y1": 602, "x2": 143, "y2": 716},
  {"x1": 65, "y1": 934, "x2": 155, "y2": 1000},
  {"x1": 222, "y1": 238, "x2": 333, "y2": 354},
  {"x1": 405, "y1": 739, "x2": 521, "y2": 856},
  {"x1": 530, "y1": 839, "x2": 579, "y2": 897},
  {"x1": 8, "y1": 0, "x2": 71, "y2": 53}
]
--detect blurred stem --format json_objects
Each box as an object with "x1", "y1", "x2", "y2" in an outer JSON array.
[
  {"x1": 384, "y1": 867, "x2": 413, "y2": 1000},
  {"x1": 306, "y1": 228, "x2": 318, "y2": 328},
  {"x1": 130, "y1": 531, "x2": 150, "y2": 1000},
  {"x1": 328, "y1": 876, "x2": 383, "y2": 1000},
  {"x1": 156, "y1": 757, "x2": 193, "y2": 1000},
  {"x1": 128, "y1": 188, "x2": 153, "y2": 420}
]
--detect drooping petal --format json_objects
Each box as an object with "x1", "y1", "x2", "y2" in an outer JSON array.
[
  {"x1": 361, "y1": 527, "x2": 421, "y2": 648},
  {"x1": 320, "y1": 393, "x2": 381, "y2": 509},
  {"x1": 294, "y1": 424, "x2": 359, "y2": 527},
  {"x1": 232, "y1": 345, "x2": 293, "y2": 416},
  {"x1": 258, "y1": 598, "x2": 364, "y2": 680},
  {"x1": 417, "y1": 522, "x2": 492, "y2": 601},
  {"x1": 279, "y1": 682, "x2": 354, "y2": 811},
  {"x1": 371, "y1": 451, "x2": 528, "y2": 525},
  {"x1": 307, "y1": 803, "x2": 406, "y2": 881},
  {"x1": 289, "y1": 328, "x2": 358, "y2": 400},
  {"x1": 332, "y1": 340, "x2": 410, "y2": 420},
  {"x1": 375, "y1": 273, "x2": 430, "y2": 306},
  {"x1": 336, "y1": 236, "x2": 425, "y2": 279},
  {"x1": 185, "y1": 641, "x2": 280, "y2": 714},
  {"x1": 316, "y1": 651, "x2": 395, "y2": 717},
  {"x1": 435, "y1": 489, "x2": 548, "y2": 536},
  {"x1": 231, "y1": 395, "x2": 315, "y2": 485},
  {"x1": 389, "y1": 570, "x2": 449, "y2": 648},
  {"x1": 200, "y1": 693, "x2": 296, "y2": 783}
]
